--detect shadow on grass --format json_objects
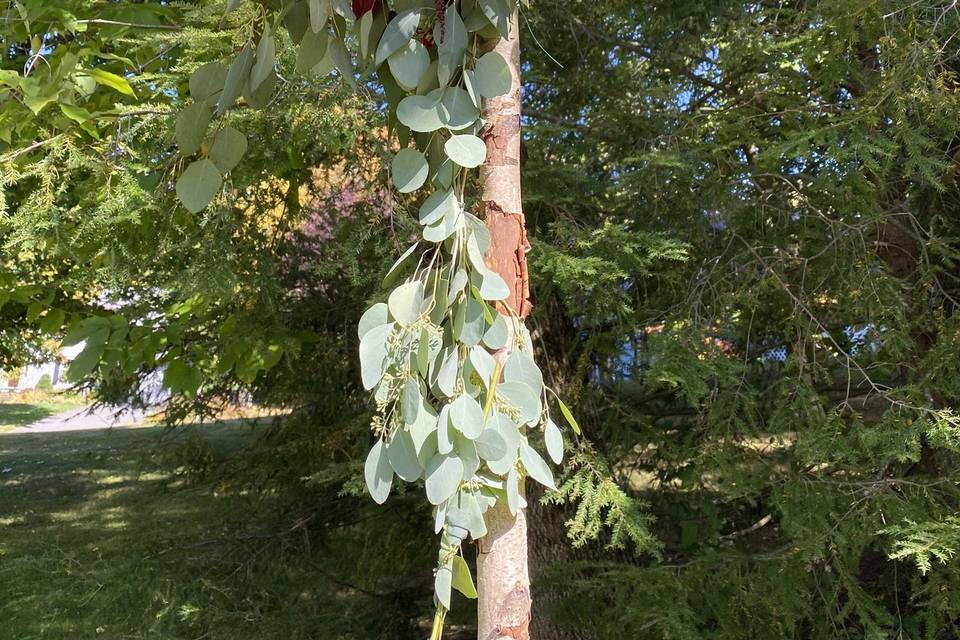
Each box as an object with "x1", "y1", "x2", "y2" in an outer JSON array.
[
  {"x1": 0, "y1": 403, "x2": 63, "y2": 429},
  {"x1": 0, "y1": 422, "x2": 446, "y2": 640}
]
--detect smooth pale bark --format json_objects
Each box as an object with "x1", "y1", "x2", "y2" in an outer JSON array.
[{"x1": 477, "y1": 11, "x2": 533, "y2": 640}]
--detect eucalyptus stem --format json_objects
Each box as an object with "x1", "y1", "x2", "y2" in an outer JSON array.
[
  {"x1": 482, "y1": 360, "x2": 504, "y2": 420},
  {"x1": 430, "y1": 605, "x2": 447, "y2": 640}
]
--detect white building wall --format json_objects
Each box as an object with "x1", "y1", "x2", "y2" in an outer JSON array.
[{"x1": 0, "y1": 341, "x2": 85, "y2": 391}]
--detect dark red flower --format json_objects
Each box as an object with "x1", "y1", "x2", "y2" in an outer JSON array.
[{"x1": 352, "y1": 0, "x2": 379, "y2": 18}]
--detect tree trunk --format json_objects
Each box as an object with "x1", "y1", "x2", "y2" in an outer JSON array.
[{"x1": 477, "y1": 10, "x2": 533, "y2": 640}]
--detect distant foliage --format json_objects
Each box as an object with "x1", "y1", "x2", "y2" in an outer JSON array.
[{"x1": 35, "y1": 373, "x2": 53, "y2": 392}]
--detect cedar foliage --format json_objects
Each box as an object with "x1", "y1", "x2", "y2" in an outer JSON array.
[{"x1": 520, "y1": 1, "x2": 960, "y2": 638}]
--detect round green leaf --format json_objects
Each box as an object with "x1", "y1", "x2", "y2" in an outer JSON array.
[
  {"x1": 409, "y1": 401, "x2": 439, "y2": 455},
  {"x1": 425, "y1": 453, "x2": 464, "y2": 505},
  {"x1": 189, "y1": 62, "x2": 227, "y2": 104},
  {"x1": 457, "y1": 490, "x2": 488, "y2": 539},
  {"x1": 475, "y1": 427, "x2": 507, "y2": 462},
  {"x1": 176, "y1": 159, "x2": 222, "y2": 213},
  {"x1": 478, "y1": 0, "x2": 511, "y2": 39},
  {"x1": 243, "y1": 69, "x2": 276, "y2": 109},
  {"x1": 520, "y1": 440, "x2": 556, "y2": 490},
  {"x1": 364, "y1": 439, "x2": 394, "y2": 504},
  {"x1": 359, "y1": 322, "x2": 392, "y2": 389},
  {"x1": 440, "y1": 87, "x2": 480, "y2": 130},
  {"x1": 469, "y1": 345, "x2": 496, "y2": 389},
  {"x1": 455, "y1": 298, "x2": 486, "y2": 347},
  {"x1": 462, "y1": 68, "x2": 481, "y2": 108},
  {"x1": 436, "y1": 4, "x2": 467, "y2": 86},
  {"x1": 498, "y1": 380, "x2": 540, "y2": 425},
  {"x1": 419, "y1": 188, "x2": 459, "y2": 225},
  {"x1": 209, "y1": 126, "x2": 248, "y2": 173},
  {"x1": 435, "y1": 564, "x2": 452, "y2": 609},
  {"x1": 250, "y1": 26, "x2": 276, "y2": 92},
  {"x1": 175, "y1": 102, "x2": 211, "y2": 157},
  {"x1": 387, "y1": 427, "x2": 422, "y2": 482},
  {"x1": 358, "y1": 303, "x2": 388, "y2": 339},
  {"x1": 328, "y1": 37, "x2": 356, "y2": 88},
  {"x1": 449, "y1": 393, "x2": 484, "y2": 439},
  {"x1": 392, "y1": 148, "x2": 429, "y2": 193},
  {"x1": 444, "y1": 134, "x2": 487, "y2": 168},
  {"x1": 474, "y1": 51, "x2": 512, "y2": 98},
  {"x1": 476, "y1": 270, "x2": 510, "y2": 301},
  {"x1": 382, "y1": 241, "x2": 420, "y2": 288},
  {"x1": 296, "y1": 27, "x2": 329, "y2": 72},
  {"x1": 482, "y1": 313, "x2": 510, "y2": 350},
  {"x1": 309, "y1": 0, "x2": 330, "y2": 33},
  {"x1": 504, "y1": 349, "x2": 544, "y2": 394},
  {"x1": 544, "y1": 418, "x2": 563, "y2": 465},
  {"x1": 451, "y1": 555, "x2": 478, "y2": 599},
  {"x1": 437, "y1": 404, "x2": 455, "y2": 455},
  {"x1": 397, "y1": 91, "x2": 444, "y2": 132},
  {"x1": 388, "y1": 279, "x2": 424, "y2": 326},
  {"x1": 387, "y1": 39, "x2": 430, "y2": 91},
  {"x1": 376, "y1": 8, "x2": 423, "y2": 65},
  {"x1": 436, "y1": 347, "x2": 459, "y2": 398},
  {"x1": 218, "y1": 44, "x2": 254, "y2": 115},
  {"x1": 402, "y1": 376, "x2": 422, "y2": 425},
  {"x1": 506, "y1": 466, "x2": 519, "y2": 515}
]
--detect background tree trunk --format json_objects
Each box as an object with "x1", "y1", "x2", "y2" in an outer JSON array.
[{"x1": 477, "y1": 10, "x2": 533, "y2": 640}]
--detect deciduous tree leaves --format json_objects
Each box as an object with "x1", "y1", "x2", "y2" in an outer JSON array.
[{"x1": 86, "y1": 68, "x2": 134, "y2": 96}]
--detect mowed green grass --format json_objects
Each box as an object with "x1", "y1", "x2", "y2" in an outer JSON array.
[
  {"x1": 0, "y1": 392, "x2": 87, "y2": 433},
  {"x1": 0, "y1": 423, "x2": 440, "y2": 640}
]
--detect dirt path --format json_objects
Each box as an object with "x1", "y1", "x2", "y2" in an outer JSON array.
[{"x1": 7, "y1": 405, "x2": 149, "y2": 434}]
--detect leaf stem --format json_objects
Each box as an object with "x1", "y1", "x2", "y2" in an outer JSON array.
[
  {"x1": 430, "y1": 605, "x2": 447, "y2": 640},
  {"x1": 482, "y1": 360, "x2": 504, "y2": 420}
]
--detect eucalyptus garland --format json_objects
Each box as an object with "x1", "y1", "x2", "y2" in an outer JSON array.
[{"x1": 171, "y1": 0, "x2": 579, "y2": 630}]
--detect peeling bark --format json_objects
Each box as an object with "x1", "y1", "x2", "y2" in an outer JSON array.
[
  {"x1": 476, "y1": 10, "x2": 533, "y2": 640},
  {"x1": 481, "y1": 11, "x2": 531, "y2": 321}
]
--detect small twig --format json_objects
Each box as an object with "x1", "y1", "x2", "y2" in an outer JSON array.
[
  {"x1": 720, "y1": 514, "x2": 773, "y2": 540},
  {"x1": 0, "y1": 134, "x2": 65, "y2": 163},
  {"x1": 76, "y1": 18, "x2": 181, "y2": 30}
]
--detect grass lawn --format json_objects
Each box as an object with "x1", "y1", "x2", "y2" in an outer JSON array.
[
  {"x1": 0, "y1": 391, "x2": 87, "y2": 433},
  {"x1": 0, "y1": 421, "x2": 448, "y2": 640}
]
